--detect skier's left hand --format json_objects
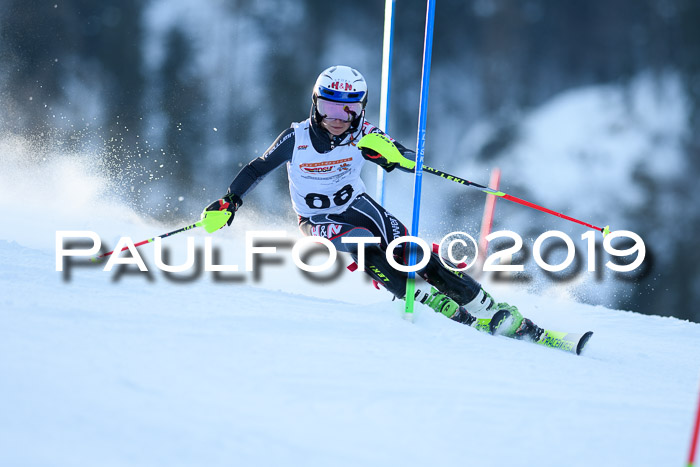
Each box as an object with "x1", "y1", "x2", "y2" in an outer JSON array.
[
  {"x1": 360, "y1": 146, "x2": 398, "y2": 172},
  {"x1": 358, "y1": 133, "x2": 416, "y2": 172}
]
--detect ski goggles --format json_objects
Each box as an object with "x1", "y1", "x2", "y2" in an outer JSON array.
[{"x1": 316, "y1": 98, "x2": 363, "y2": 122}]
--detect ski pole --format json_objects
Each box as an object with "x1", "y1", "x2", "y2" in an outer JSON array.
[
  {"x1": 421, "y1": 165, "x2": 610, "y2": 236},
  {"x1": 358, "y1": 133, "x2": 610, "y2": 236},
  {"x1": 90, "y1": 209, "x2": 232, "y2": 262},
  {"x1": 91, "y1": 221, "x2": 202, "y2": 262}
]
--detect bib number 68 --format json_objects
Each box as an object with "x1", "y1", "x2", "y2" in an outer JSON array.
[{"x1": 304, "y1": 184, "x2": 354, "y2": 209}]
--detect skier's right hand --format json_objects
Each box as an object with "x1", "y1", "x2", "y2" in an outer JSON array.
[{"x1": 204, "y1": 193, "x2": 242, "y2": 228}]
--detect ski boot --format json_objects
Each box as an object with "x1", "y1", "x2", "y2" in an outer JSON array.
[
  {"x1": 462, "y1": 288, "x2": 526, "y2": 336},
  {"x1": 514, "y1": 318, "x2": 544, "y2": 342},
  {"x1": 415, "y1": 287, "x2": 476, "y2": 326},
  {"x1": 461, "y1": 287, "x2": 498, "y2": 316}
]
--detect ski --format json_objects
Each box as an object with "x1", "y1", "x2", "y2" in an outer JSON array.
[
  {"x1": 536, "y1": 330, "x2": 593, "y2": 355},
  {"x1": 470, "y1": 313, "x2": 593, "y2": 355}
]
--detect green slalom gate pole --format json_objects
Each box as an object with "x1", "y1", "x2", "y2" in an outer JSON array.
[
  {"x1": 90, "y1": 210, "x2": 232, "y2": 262},
  {"x1": 405, "y1": 0, "x2": 437, "y2": 319}
]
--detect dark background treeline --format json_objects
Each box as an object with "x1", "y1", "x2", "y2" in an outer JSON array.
[{"x1": 2, "y1": 0, "x2": 699, "y2": 321}]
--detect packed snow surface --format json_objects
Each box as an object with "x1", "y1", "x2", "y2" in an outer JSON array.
[{"x1": 1, "y1": 142, "x2": 699, "y2": 467}]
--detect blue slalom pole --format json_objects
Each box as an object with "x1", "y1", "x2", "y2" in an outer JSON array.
[
  {"x1": 404, "y1": 0, "x2": 436, "y2": 317},
  {"x1": 377, "y1": 0, "x2": 396, "y2": 206}
]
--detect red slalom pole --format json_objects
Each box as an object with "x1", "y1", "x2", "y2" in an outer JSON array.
[
  {"x1": 689, "y1": 376, "x2": 700, "y2": 467},
  {"x1": 478, "y1": 167, "x2": 501, "y2": 259}
]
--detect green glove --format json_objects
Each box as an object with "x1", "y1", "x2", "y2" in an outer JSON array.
[
  {"x1": 357, "y1": 133, "x2": 416, "y2": 171},
  {"x1": 202, "y1": 193, "x2": 242, "y2": 231}
]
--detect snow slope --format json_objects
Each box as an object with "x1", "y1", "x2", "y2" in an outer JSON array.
[{"x1": 1, "y1": 143, "x2": 699, "y2": 467}]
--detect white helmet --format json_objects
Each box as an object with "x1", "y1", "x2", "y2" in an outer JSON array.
[{"x1": 312, "y1": 65, "x2": 367, "y2": 125}]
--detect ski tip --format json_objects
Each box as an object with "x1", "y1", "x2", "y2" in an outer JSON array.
[{"x1": 576, "y1": 331, "x2": 594, "y2": 355}]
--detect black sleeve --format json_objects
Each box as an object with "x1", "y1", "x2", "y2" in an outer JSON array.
[{"x1": 227, "y1": 128, "x2": 296, "y2": 199}]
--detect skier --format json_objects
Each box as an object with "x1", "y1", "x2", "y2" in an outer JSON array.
[{"x1": 204, "y1": 65, "x2": 543, "y2": 341}]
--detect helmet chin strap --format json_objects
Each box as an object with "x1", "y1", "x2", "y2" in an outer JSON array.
[
  {"x1": 332, "y1": 112, "x2": 364, "y2": 146},
  {"x1": 347, "y1": 111, "x2": 365, "y2": 142},
  {"x1": 336, "y1": 110, "x2": 364, "y2": 142}
]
